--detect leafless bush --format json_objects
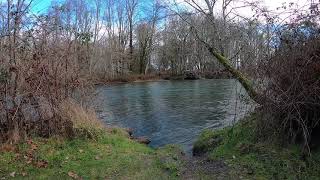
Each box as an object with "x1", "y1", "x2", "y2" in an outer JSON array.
[
  {"x1": 0, "y1": 41, "x2": 85, "y2": 142},
  {"x1": 258, "y1": 36, "x2": 320, "y2": 153},
  {"x1": 0, "y1": 1, "x2": 89, "y2": 143}
]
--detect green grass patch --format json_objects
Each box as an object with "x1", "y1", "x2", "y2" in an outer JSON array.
[
  {"x1": 193, "y1": 113, "x2": 320, "y2": 180},
  {"x1": 0, "y1": 129, "x2": 182, "y2": 179}
]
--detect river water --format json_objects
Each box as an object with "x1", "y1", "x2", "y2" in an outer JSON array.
[{"x1": 95, "y1": 79, "x2": 253, "y2": 153}]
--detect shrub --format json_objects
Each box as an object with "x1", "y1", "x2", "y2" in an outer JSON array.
[
  {"x1": 58, "y1": 100, "x2": 106, "y2": 139},
  {"x1": 259, "y1": 37, "x2": 320, "y2": 153}
]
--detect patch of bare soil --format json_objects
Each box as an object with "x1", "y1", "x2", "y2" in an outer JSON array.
[{"x1": 181, "y1": 154, "x2": 240, "y2": 180}]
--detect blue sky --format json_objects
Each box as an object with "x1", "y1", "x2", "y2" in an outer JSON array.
[
  {"x1": 30, "y1": 0, "x2": 61, "y2": 14},
  {"x1": 28, "y1": 0, "x2": 165, "y2": 28},
  {"x1": 30, "y1": 0, "x2": 156, "y2": 15},
  {"x1": 28, "y1": 0, "x2": 312, "y2": 24}
]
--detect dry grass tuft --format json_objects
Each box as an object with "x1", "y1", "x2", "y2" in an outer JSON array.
[{"x1": 59, "y1": 99, "x2": 106, "y2": 139}]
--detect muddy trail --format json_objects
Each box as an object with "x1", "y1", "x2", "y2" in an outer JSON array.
[{"x1": 179, "y1": 154, "x2": 245, "y2": 180}]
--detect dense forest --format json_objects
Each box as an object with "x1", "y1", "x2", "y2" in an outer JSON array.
[{"x1": 0, "y1": 0, "x2": 320, "y2": 179}]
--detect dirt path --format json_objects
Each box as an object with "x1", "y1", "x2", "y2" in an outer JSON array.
[{"x1": 180, "y1": 154, "x2": 238, "y2": 180}]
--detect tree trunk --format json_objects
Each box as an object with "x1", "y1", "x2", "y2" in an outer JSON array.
[{"x1": 208, "y1": 47, "x2": 260, "y2": 103}]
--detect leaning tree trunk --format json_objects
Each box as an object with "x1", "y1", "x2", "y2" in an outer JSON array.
[
  {"x1": 190, "y1": 27, "x2": 261, "y2": 103},
  {"x1": 207, "y1": 47, "x2": 260, "y2": 103}
]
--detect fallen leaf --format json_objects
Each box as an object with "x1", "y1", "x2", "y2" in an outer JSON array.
[
  {"x1": 0, "y1": 144, "x2": 15, "y2": 152},
  {"x1": 35, "y1": 160, "x2": 48, "y2": 168},
  {"x1": 9, "y1": 172, "x2": 15, "y2": 177},
  {"x1": 79, "y1": 149, "x2": 83, "y2": 153},
  {"x1": 14, "y1": 153, "x2": 21, "y2": 159},
  {"x1": 27, "y1": 139, "x2": 33, "y2": 145},
  {"x1": 21, "y1": 172, "x2": 27, "y2": 176},
  {"x1": 26, "y1": 151, "x2": 34, "y2": 158},
  {"x1": 68, "y1": 171, "x2": 80, "y2": 179},
  {"x1": 26, "y1": 160, "x2": 32, "y2": 164},
  {"x1": 95, "y1": 155, "x2": 101, "y2": 160},
  {"x1": 31, "y1": 144, "x2": 38, "y2": 151}
]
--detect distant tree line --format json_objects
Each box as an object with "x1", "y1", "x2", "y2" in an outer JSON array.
[{"x1": 0, "y1": 0, "x2": 270, "y2": 80}]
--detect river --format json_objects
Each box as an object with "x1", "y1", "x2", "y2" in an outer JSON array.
[{"x1": 95, "y1": 79, "x2": 253, "y2": 153}]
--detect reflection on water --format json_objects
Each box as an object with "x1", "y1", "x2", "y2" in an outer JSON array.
[{"x1": 95, "y1": 79, "x2": 253, "y2": 153}]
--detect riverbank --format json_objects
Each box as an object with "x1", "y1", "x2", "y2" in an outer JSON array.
[
  {"x1": 93, "y1": 71, "x2": 233, "y2": 85},
  {"x1": 0, "y1": 101, "x2": 184, "y2": 179},
  {"x1": 0, "y1": 98, "x2": 240, "y2": 179},
  {"x1": 3, "y1": 101, "x2": 318, "y2": 179},
  {"x1": 192, "y1": 113, "x2": 320, "y2": 179},
  {"x1": 0, "y1": 129, "x2": 186, "y2": 179},
  {"x1": 0, "y1": 80, "x2": 246, "y2": 179},
  {"x1": 0, "y1": 124, "x2": 234, "y2": 179},
  {"x1": 93, "y1": 74, "x2": 164, "y2": 85}
]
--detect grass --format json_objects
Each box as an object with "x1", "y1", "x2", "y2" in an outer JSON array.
[
  {"x1": 193, "y1": 113, "x2": 320, "y2": 180},
  {"x1": 0, "y1": 100, "x2": 183, "y2": 179},
  {"x1": 0, "y1": 129, "x2": 183, "y2": 179},
  {"x1": 2, "y1": 100, "x2": 320, "y2": 179}
]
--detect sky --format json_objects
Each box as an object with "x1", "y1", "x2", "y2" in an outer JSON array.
[
  {"x1": 30, "y1": 0, "x2": 58, "y2": 14},
  {"x1": 29, "y1": 0, "x2": 45, "y2": 13},
  {"x1": 172, "y1": 0, "x2": 312, "y2": 22},
  {"x1": 28, "y1": 0, "x2": 312, "y2": 24},
  {"x1": 30, "y1": 0, "x2": 155, "y2": 14},
  {"x1": 29, "y1": 0, "x2": 311, "y2": 13},
  {"x1": 172, "y1": 0, "x2": 311, "y2": 11}
]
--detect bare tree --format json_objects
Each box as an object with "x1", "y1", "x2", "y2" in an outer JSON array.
[
  {"x1": 126, "y1": 0, "x2": 138, "y2": 71},
  {"x1": 171, "y1": 0, "x2": 261, "y2": 102}
]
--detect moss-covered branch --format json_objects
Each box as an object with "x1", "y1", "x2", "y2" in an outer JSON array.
[
  {"x1": 188, "y1": 26, "x2": 260, "y2": 103},
  {"x1": 208, "y1": 47, "x2": 260, "y2": 104}
]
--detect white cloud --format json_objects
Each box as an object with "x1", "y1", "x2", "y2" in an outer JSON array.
[{"x1": 168, "y1": 0, "x2": 312, "y2": 23}]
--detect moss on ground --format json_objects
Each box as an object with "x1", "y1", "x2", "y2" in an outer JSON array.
[
  {"x1": 0, "y1": 129, "x2": 183, "y2": 179},
  {"x1": 193, "y1": 113, "x2": 320, "y2": 179}
]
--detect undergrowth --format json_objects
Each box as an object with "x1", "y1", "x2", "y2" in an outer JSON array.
[
  {"x1": 0, "y1": 101, "x2": 183, "y2": 179},
  {"x1": 0, "y1": 127, "x2": 183, "y2": 179},
  {"x1": 193, "y1": 113, "x2": 320, "y2": 179}
]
